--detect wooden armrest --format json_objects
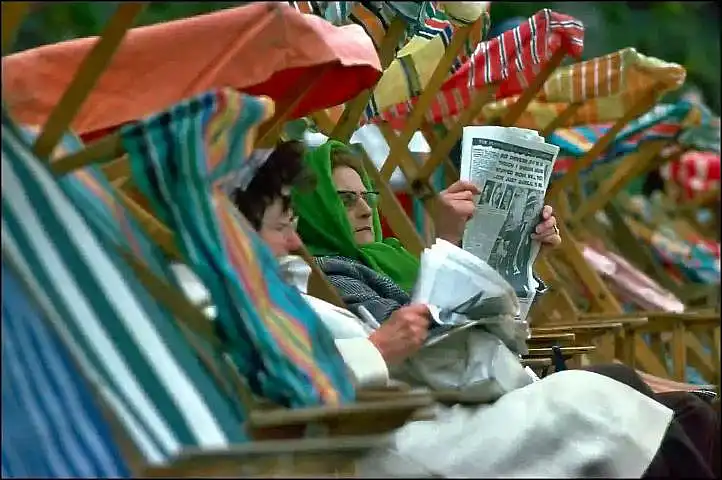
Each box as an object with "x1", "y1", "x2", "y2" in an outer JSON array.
[
  {"x1": 355, "y1": 387, "x2": 431, "y2": 402},
  {"x1": 626, "y1": 314, "x2": 720, "y2": 333},
  {"x1": 525, "y1": 346, "x2": 596, "y2": 357},
  {"x1": 142, "y1": 435, "x2": 390, "y2": 478},
  {"x1": 532, "y1": 318, "x2": 647, "y2": 333},
  {"x1": 432, "y1": 389, "x2": 495, "y2": 406},
  {"x1": 577, "y1": 312, "x2": 653, "y2": 322},
  {"x1": 528, "y1": 332, "x2": 576, "y2": 345},
  {"x1": 247, "y1": 396, "x2": 433, "y2": 438}
]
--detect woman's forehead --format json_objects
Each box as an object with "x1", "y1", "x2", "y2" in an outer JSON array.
[{"x1": 332, "y1": 165, "x2": 366, "y2": 190}]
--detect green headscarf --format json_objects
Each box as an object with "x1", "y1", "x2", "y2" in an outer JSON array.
[{"x1": 292, "y1": 140, "x2": 420, "y2": 292}]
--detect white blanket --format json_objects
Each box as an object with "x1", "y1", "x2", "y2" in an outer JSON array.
[
  {"x1": 176, "y1": 257, "x2": 673, "y2": 478},
  {"x1": 356, "y1": 369, "x2": 672, "y2": 478}
]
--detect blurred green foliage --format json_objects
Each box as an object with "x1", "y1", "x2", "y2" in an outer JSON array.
[{"x1": 10, "y1": 1, "x2": 721, "y2": 114}]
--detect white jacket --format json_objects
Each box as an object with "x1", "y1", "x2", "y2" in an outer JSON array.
[{"x1": 171, "y1": 260, "x2": 389, "y2": 387}]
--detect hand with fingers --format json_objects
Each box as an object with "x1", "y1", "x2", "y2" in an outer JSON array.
[
  {"x1": 434, "y1": 180, "x2": 480, "y2": 245},
  {"x1": 532, "y1": 204, "x2": 562, "y2": 249},
  {"x1": 368, "y1": 304, "x2": 431, "y2": 364}
]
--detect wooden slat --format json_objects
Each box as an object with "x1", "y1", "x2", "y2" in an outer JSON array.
[
  {"x1": 415, "y1": 85, "x2": 498, "y2": 184},
  {"x1": 546, "y1": 81, "x2": 663, "y2": 200},
  {"x1": 330, "y1": 18, "x2": 407, "y2": 143},
  {"x1": 33, "y1": 3, "x2": 147, "y2": 160},
  {"x1": 570, "y1": 140, "x2": 667, "y2": 222},
  {"x1": 540, "y1": 102, "x2": 583, "y2": 137},
  {"x1": 553, "y1": 216, "x2": 623, "y2": 312}
]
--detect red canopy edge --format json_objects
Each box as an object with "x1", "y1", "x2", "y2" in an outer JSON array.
[{"x1": 3, "y1": 2, "x2": 382, "y2": 138}]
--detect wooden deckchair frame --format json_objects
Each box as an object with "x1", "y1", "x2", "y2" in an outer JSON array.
[
  {"x1": 409, "y1": 48, "x2": 719, "y2": 388},
  {"x1": 372, "y1": 46, "x2": 715, "y2": 386},
  {"x1": 536, "y1": 82, "x2": 670, "y2": 319},
  {"x1": 431, "y1": 62, "x2": 718, "y2": 385},
  {"x1": 306, "y1": 35, "x2": 599, "y2": 370}
]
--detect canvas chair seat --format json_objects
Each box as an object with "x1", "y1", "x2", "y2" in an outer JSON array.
[
  {"x1": 677, "y1": 102, "x2": 720, "y2": 154},
  {"x1": 616, "y1": 195, "x2": 720, "y2": 285},
  {"x1": 2, "y1": 261, "x2": 131, "y2": 478},
  {"x1": 2, "y1": 2, "x2": 383, "y2": 139},
  {"x1": 362, "y1": 9, "x2": 585, "y2": 130},
  {"x1": 581, "y1": 243, "x2": 684, "y2": 312},
  {"x1": 118, "y1": 88, "x2": 355, "y2": 407},
  {"x1": 549, "y1": 101, "x2": 701, "y2": 179},
  {"x1": 291, "y1": 2, "x2": 490, "y2": 122},
  {"x1": 2, "y1": 111, "x2": 250, "y2": 467},
  {"x1": 19, "y1": 88, "x2": 356, "y2": 407},
  {"x1": 661, "y1": 150, "x2": 720, "y2": 200},
  {"x1": 466, "y1": 47, "x2": 685, "y2": 131},
  {"x1": 630, "y1": 219, "x2": 720, "y2": 285}
]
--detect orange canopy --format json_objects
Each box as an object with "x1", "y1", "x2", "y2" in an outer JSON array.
[{"x1": 3, "y1": 2, "x2": 382, "y2": 138}]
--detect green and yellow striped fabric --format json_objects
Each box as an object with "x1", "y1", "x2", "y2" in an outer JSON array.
[{"x1": 120, "y1": 88, "x2": 355, "y2": 408}]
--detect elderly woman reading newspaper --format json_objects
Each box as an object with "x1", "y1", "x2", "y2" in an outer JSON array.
[
  {"x1": 173, "y1": 140, "x2": 717, "y2": 477},
  {"x1": 290, "y1": 139, "x2": 561, "y2": 325}
]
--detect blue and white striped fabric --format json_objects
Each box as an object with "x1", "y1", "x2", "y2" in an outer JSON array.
[
  {"x1": 1, "y1": 108, "x2": 248, "y2": 468},
  {"x1": 2, "y1": 261, "x2": 130, "y2": 478}
]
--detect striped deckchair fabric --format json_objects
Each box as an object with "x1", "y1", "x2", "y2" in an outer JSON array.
[
  {"x1": 549, "y1": 101, "x2": 700, "y2": 178},
  {"x1": 662, "y1": 150, "x2": 720, "y2": 199},
  {"x1": 18, "y1": 126, "x2": 173, "y2": 279},
  {"x1": 580, "y1": 243, "x2": 684, "y2": 312},
  {"x1": 619, "y1": 198, "x2": 720, "y2": 285},
  {"x1": 2, "y1": 261, "x2": 130, "y2": 478},
  {"x1": 2, "y1": 110, "x2": 249, "y2": 467},
  {"x1": 291, "y1": 1, "x2": 490, "y2": 128},
  {"x1": 470, "y1": 48, "x2": 686, "y2": 130},
  {"x1": 362, "y1": 9, "x2": 585, "y2": 129},
  {"x1": 676, "y1": 101, "x2": 721, "y2": 154},
  {"x1": 119, "y1": 88, "x2": 355, "y2": 407}
]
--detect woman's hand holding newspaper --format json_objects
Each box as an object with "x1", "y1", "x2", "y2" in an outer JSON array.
[
  {"x1": 531, "y1": 204, "x2": 562, "y2": 248},
  {"x1": 369, "y1": 304, "x2": 431, "y2": 364},
  {"x1": 434, "y1": 180, "x2": 480, "y2": 244}
]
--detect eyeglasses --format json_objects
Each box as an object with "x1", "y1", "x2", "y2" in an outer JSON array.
[{"x1": 337, "y1": 190, "x2": 380, "y2": 209}]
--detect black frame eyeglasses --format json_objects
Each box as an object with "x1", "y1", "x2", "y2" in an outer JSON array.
[{"x1": 337, "y1": 190, "x2": 380, "y2": 208}]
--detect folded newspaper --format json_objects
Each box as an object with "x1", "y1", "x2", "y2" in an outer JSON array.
[
  {"x1": 412, "y1": 239, "x2": 525, "y2": 353},
  {"x1": 459, "y1": 126, "x2": 560, "y2": 330},
  {"x1": 405, "y1": 239, "x2": 534, "y2": 397}
]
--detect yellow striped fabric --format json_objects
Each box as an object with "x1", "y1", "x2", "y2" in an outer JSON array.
[{"x1": 466, "y1": 48, "x2": 686, "y2": 130}]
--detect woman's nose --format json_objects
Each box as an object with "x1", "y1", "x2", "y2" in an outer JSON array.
[
  {"x1": 286, "y1": 230, "x2": 304, "y2": 253},
  {"x1": 356, "y1": 196, "x2": 373, "y2": 217}
]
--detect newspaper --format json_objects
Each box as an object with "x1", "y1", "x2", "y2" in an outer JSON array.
[
  {"x1": 459, "y1": 126, "x2": 559, "y2": 325},
  {"x1": 411, "y1": 239, "x2": 523, "y2": 352}
]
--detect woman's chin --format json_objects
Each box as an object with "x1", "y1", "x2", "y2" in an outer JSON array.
[{"x1": 354, "y1": 230, "x2": 374, "y2": 245}]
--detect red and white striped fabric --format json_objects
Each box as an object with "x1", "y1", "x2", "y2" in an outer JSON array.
[
  {"x1": 661, "y1": 150, "x2": 721, "y2": 200},
  {"x1": 362, "y1": 9, "x2": 584, "y2": 130},
  {"x1": 608, "y1": 361, "x2": 708, "y2": 393},
  {"x1": 637, "y1": 370, "x2": 711, "y2": 394}
]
